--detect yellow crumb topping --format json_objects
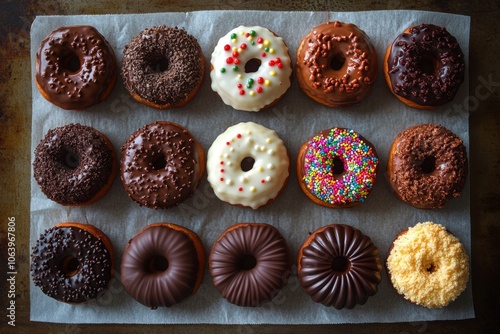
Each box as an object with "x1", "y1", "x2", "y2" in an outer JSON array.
[{"x1": 386, "y1": 222, "x2": 469, "y2": 308}]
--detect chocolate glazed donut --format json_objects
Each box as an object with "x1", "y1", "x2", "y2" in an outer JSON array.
[
  {"x1": 120, "y1": 223, "x2": 205, "y2": 309},
  {"x1": 297, "y1": 224, "x2": 382, "y2": 309},
  {"x1": 209, "y1": 223, "x2": 291, "y2": 307},
  {"x1": 384, "y1": 24, "x2": 465, "y2": 109},
  {"x1": 35, "y1": 25, "x2": 117, "y2": 110}
]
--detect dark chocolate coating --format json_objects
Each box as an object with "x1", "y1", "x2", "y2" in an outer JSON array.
[
  {"x1": 388, "y1": 124, "x2": 468, "y2": 209},
  {"x1": 121, "y1": 25, "x2": 204, "y2": 106},
  {"x1": 120, "y1": 225, "x2": 202, "y2": 309},
  {"x1": 386, "y1": 24, "x2": 465, "y2": 106},
  {"x1": 298, "y1": 224, "x2": 382, "y2": 309},
  {"x1": 35, "y1": 25, "x2": 117, "y2": 110},
  {"x1": 120, "y1": 122, "x2": 202, "y2": 209},
  {"x1": 33, "y1": 123, "x2": 115, "y2": 205},
  {"x1": 209, "y1": 223, "x2": 291, "y2": 307},
  {"x1": 30, "y1": 225, "x2": 113, "y2": 303}
]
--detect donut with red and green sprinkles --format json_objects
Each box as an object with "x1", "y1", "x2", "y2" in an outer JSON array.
[
  {"x1": 210, "y1": 26, "x2": 292, "y2": 112},
  {"x1": 297, "y1": 127, "x2": 379, "y2": 208}
]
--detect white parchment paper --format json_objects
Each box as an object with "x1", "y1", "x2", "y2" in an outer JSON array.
[{"x1": 30, "y1": 10, "x2": 473, "y2": 324}]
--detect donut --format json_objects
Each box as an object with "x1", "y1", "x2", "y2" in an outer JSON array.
[
  {"x1": 387, "y1": 124, "x2": 468, "y2": 209},
  {"x1": 121, "y1": 25, "x2": 205, "y2": 109},
  {"x1": 206, "y1": 122, "x2": 289, "y2": 209},
  {"x1": 30, "y1": 222, "x2": 114, "y2": 303},
  {"x1": 386, "y1": 222, "x2": 469, "y2": 308},
  {"x1": 35, "y1": 25, "x2": 117, "y2": 110},
  {"x1": 209, "y1": 223, "x2": 291, "y2": 307},
  {"x1": 384, "y1": 24, "x2": 465, "y2": 109},
  {"x1": 120, "y1": 223, "x2": 205, "y2": 309},
  {"x1": 210, "y1": 26, "x2": 292, "y2": 112},
  {"x1": 33, "y1": 123, "x2": 117, "y2": 206},
  {"x1": 297, "y1": 224, "x2": 382, "y2": 309},
  {"x1": 296, "y1": 127, "x2": 379, "y2": 208},
  {"x1": 120, "y1": 121, "x2": 205, "y2": 209},
  {"x1": 296, "y1": 21, "x2": 378, "y2": 108}
]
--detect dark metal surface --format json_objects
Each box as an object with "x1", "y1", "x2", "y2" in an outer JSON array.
[{"x1": 1, "y1": 0, "x2": 499, "y2": 333}]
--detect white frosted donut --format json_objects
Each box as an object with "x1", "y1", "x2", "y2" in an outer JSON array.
[
  {"x1": 210, "y1": 26, "x2": 292, "y2": 112},
  {"x1": 207, "y1": 122, "x2": 289, "y2": 209}
]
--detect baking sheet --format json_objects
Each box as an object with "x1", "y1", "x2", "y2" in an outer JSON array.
[{"x1": 30, "y1": 10, "x2": 473, "y2": 324}]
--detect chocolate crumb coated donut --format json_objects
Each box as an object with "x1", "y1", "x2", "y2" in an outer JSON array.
[
  {"x1": 384, "y1": 24, "x2": 465, "y2": 109},
  {"x1": 121, "y1": 25, "x2": 205, "y2": 109},
  {"x1": 209, "y1": 223, "x2": 291, "y2": 307},
  {"x1": 33, "y1": 123, "x2": 117, "y2": 206},
  {"x1": 296, "y1": 21, "x2": 378, "y2": 108},
  {"x1": 120, "y1": 121, "x2": 205, "y2": 209},
  {"x1": 35, "y1": 25, "x2": 117, "y2": 110},
  {"x1": 120, "y1": 223, "x2": 205, "y2": 309},
  {"x1": 30, "y1": 223, "x2": 114, "y2": 303},
  {"x1": 297, "y1": 224, "x2": 382, "y2": 309},
  {"x1": 387, "y1": 124, "x2": 468, "y2": 209}
]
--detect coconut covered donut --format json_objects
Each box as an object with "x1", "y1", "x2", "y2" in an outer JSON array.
[{"x1": 210, "y1": 26, "x2": 292, "y2": 111}]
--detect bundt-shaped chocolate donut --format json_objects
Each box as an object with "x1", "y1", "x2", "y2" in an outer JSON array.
[{"x1": 297, "y1": 224, "x2": 382, "y2": 309}]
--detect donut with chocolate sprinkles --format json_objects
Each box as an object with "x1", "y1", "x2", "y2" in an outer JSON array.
[
  {"x1": 120, "y1": 121, "x2": 205, "y2": 209},
  {"x1": 384, "y1": 24, "x2": 465, "y2": 109},
  {"x1": 33, "y1": 123, "x2": 117, "y2": 206},
  {"x1": 30, "y1": 222, "x2": 115, "y2": 303},
  {"x1": 35, "y1": 25, "x2": 117, "y2": 110},
  {"x1": 121, "y1": 25, "x2": 205, "y2": 109},
  {"x1": 387, "y1": 124, "x2": 468, "y2": 209}
]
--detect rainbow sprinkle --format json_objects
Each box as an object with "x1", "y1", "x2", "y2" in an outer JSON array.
[{"x1": 303, "y1": 128, "x2": 378, "y2": 205}]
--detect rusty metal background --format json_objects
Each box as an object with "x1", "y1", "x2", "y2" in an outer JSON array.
[{"x1": 0, "y1": 0, "x2": 499, "y2": 333}]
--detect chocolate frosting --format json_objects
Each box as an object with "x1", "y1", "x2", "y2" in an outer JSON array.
[
  {"x1": 388, "y1": 124, "x2": 468, "y2": 209},
  {"x1": 33, "y1": 123, "x2": 115, "y2": 205},
  {"x1": 296, "y1": 21, "x2": 378, "y2": 107},
  {"x1": 298, "y1": 224, "x2": 382, "y2": 309},
  {"x1": 121, "y1": 25, "x2": 204, "y2": 106},
  {"x1": 120, "y1": 122, "x2": 202, "y2": 209},
  {"x1": 386, "y1": 24, "x2": 465, "y2": 106},
  {"x1": 209, "y1": 223, "x2": 291, "y2": 307},
  {"x1": 120, "y1": 225, "x2": 201, "y2": 308},
  {"x1": 30, "y1": 225, "x2": 113, "y2": 303},
  {"x1": 35, "y1": 25, "x2": 117, "y2": 110}
]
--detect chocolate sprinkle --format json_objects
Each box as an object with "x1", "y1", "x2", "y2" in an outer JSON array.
[
  {"x1": 120, "y1": 122, "x2": 202, "y2": 209},
  {"x1": 386, "y1": 24, "x2": 465, "y2": 106},
  {"x1": 30, "y1": 225, "x2": 113, "y2": 303},
  {"x1": 33, "y1": 123, "x2": 115, "y2": 205},
  {"x1": 121, "y1": 25, "x2": 204, "y2": 106},
  {"x1": 388, "y1": 124, "x2": 468, "y2": 209}
]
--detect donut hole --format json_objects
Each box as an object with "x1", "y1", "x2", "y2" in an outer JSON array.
[
  {"x1": 330, "y1": 156, "x2": 346, "y2": 179},
  {"x1": 151, "y1": 154, "x2": 167, "y2": 171},
  {"x1": 238, "y1": 254, "x2": 257, "y2": 271},
  {"x1": 330, "y1": 53, "x2": 346, "y2": 71},
  {"x1": 418, "y1": 54, "x2": 439, "y2": 75},
  {"x1": 63, "y1": 146, "x2": 80, "y2": 170},
  {"x1": 244, "y1": 58, "x2": 262, "y2": 73},
  {"x1": 146, "y1": 255, "x2": 169, "y2": 273},
  {"x1": 331, "y1": 256, "x2": 350, "y2": 273},
  {"x1": 240, "y1": 157, "x2": 256, "y2": 172},
  {"x1": 61, "y1": 49, "x2": 81, "y2": 73},
  {"x1": 416, "y1": 155, "x2": 436, "y2": 174},
  {"x1": 59, "y1": 255, "x2": 81, "y2": 277},
  {"x1": 150, "y1": 55, "x2": 169, "y2": 73}
]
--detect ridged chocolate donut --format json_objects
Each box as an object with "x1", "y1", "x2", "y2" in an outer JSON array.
[
  {"x1": 209, "y1": 223, "x2": 291, "y2": 307},
  {"x1": 120, "y1": 223, "x2": 206, "y2": 309},
  {"x1": 297, "y1": 224, "x2": 382, "y2": 309}
]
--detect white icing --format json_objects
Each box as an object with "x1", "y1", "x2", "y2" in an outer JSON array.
[
  {"x1": 207, "y1": 122, "x2": 289, "y2": 209},
  {"x1": 210, "y1": 26, "x2": 292, "y2": 112}
]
